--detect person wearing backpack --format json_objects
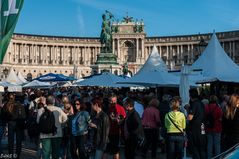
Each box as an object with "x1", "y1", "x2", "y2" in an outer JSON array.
[
  {"x1": 205, "y1": 95, "x2": 223, "y2": 159},
  {"x1": 2, "y1": 93, "x2": 26, "y2": 159},
  {"x1": 37, "y1": 95, "x2": 68, "y2": 159}
]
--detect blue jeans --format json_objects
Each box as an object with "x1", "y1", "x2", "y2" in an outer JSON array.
[
  {"x1": 89, "y1": 149, "x2": 103, "y2": 159},
  {"x1": 8, "y1": 121, "x2": 24, "y2": 158},
  {"x1": 166, "y1": 135, "x2": 184, "y2": 159},
  {"x1": 0, "y1": 125, "x2": 5, "y2": 153},
  {"x1": 207, "y1": 132, "x2": 221, "y2": 159}
]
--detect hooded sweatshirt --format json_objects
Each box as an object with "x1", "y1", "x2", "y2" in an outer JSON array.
[{"x1": 165, "y1": 111, "x2": 186, "y2": 133}]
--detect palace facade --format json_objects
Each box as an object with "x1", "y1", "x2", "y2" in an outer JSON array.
[{"x1": 1, "y1": 17, "x2": 239, "y2": 80}]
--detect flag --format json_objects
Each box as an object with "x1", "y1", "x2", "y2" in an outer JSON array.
[{"x1": 0, "y1": 0, "x2": 24, "y2": 64}]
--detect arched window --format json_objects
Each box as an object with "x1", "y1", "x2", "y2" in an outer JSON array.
[{"x1": 122, "y1": 41, "x2": 136, "y2": 62}]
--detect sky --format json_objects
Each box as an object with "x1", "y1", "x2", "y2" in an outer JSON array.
[{"x1": 15, "y1": 0, "x2": 239, "y2": 37}]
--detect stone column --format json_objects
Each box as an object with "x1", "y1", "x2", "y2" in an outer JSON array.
[
  {"x1": 49, "y1": 45, "x2": 53, "y2": 65},
  {"x1": 87, "y1": 47, "x2": 90, "y2": 65},
  {"x1": 180, "y1": 45, "x2": 183, "y2": 64},
  {"x1": 39, "y1": 45, "x2": 42, "y2": 64},
  {"x1": 112, "y1": 39, "x2": 115, "y2": 54},
  {"x1": 191, "y1": 44, "x2": 194, "y2": 63},
  {"x1": 18, "y1": 44, "x2": 21, "y2": 63},
  {"x1": 29, "y1": 44, "x2": 32, "y2": 63},
  {"x1": 53, "y1": 45, "x2": 56, "y2": 64},
  {"x1": 73, "y1": 46, "x2": 76, "y2": 65},
  {"x1": 117, "y1": 39, "x2": 120, "y2": 60},
  {"x1": 141, "y1": 39, "x2": 145, "y2": 63},
  {"x1": 187, "y1": 44, "x2": 190, "y2": 64},
  {"x1": 166, "y1": 45, "x2": 169, "y2": 65},
  {"x1": 229, "y1": 41, "x2": 232, "y2": 58},
  {"x1": 136, "y1": 38, "x2": 139, "y2": 62},
  {"x1": 83, "y1": 47, "x2": 86, "y2": 65},
  {"x1": 177, "y1": 45, "x2": 180, "y2": 64},
  {"x1": 232, "y1": 41, "x2": 235, "y2": 61},
  {"x1": 27, "y1": 44, "x2": 30, "y2": 64}
]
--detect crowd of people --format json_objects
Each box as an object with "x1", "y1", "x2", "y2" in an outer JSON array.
[{"x1": 0, "y1": 87, "x2": 239, "y2": 159}]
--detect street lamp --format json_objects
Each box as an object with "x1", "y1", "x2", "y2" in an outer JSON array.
[
  {"x1": 198, "y1": 37, "x2": 207, "y2": 53},
  {"x1": 195, "y1": 36, "x2": 207, "y2": 61},
  {"x1": 3, "y1": 68, "x2": 9, "y2": 79}
]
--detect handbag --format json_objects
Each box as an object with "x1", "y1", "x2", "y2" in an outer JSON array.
[{"x1": 84, "y1": 142, "x2": 96, "y2": 154}]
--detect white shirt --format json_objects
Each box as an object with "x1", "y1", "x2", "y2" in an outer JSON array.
[{"x1": 37, "y1": 105, "x2": 68, "y2": 139}]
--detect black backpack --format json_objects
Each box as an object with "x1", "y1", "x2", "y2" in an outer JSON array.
[
  {"x1": 204, "y1": 106, "x2": 215, "y2": 128},
  {"x1": 38, "y1": 107, "x2": 57, "y2": 135}
]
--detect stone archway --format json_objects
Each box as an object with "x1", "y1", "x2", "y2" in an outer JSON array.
[{"x1": 122, "y1": 41, "x2": 136, "y2": 62}]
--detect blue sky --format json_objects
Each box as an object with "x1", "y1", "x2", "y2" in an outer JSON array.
[{"x1": 15, "y1": 0, "x2": 239, "y2": 37}]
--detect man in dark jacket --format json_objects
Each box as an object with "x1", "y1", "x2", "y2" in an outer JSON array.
[
  {"x1": 187, "y1": 88, "x2": 206, "y2": 159},
  {"x1": 124, "y1": 98, "x2": 144, "y2": 159},
  {"x1": 89, "y1": 97, "x2": 110, "y2": 159}
]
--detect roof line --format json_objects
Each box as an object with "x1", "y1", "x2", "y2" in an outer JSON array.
[{"x1": 14, "y1": 29, "x2": 239, "y2": 39}]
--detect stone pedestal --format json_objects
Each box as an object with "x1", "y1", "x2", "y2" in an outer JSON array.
[
  {"x1": 91, "y1": 64, "x2": 122, "y2": 75},
  {"x1": 92, "y1": 52, "x2": 121, "y2": 75},
  {"x1": 95, "y1": 53, "x2": 118, "y2": 65}
]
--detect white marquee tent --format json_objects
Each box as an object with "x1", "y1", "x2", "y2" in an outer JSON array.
[
  {"x1": 23, "y1": 80, "x2": 51, "y2": 88},
  {"x1": 5, "y1": 68, "x2": 24, "y2": 85},
  {"x1": 75, "y1": 72, "x2": 132, "y2": 87},
  {"x1": 191, "y1": 32, "x2": 239, "y2": 83},
  {"x1": 118, "y1": 45, "x2": 180, "y2": 87},
  {"x1": 136, "y1": 45, "x2": 168, "y2": 74},
  {"x1": 18, "y1": 72, "x2": 28, "y2": 84}
]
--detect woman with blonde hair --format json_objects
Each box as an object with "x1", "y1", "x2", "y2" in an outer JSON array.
[
  {"x1": 222, "y1": 94, "x2": 239, "y2": 150},
  {"x1": 165, "y1": 96, "x2": 186, "y2": 159}
]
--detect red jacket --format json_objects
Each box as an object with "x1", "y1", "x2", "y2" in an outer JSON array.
[
  {"x1": 108, "y1": 104, "x2": 126, "y2": 135},
  {"x1": 205, "y1": 103, "x2": 223, "y2": 133}
]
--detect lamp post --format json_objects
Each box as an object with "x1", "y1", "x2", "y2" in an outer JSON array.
[
  {"x1": 3, "y1": 68, "x2": 9, "y2": 79},
  {"x1": 198, "y1": 37, "x2": 207, "y2": 52},
  {"x1": 195, "y1": 36, "x2": 207, "y2": 61}
]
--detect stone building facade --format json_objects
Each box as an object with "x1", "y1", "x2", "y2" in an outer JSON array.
[{"x1": 1, "y1": 17, "x2": 239, "y2": 80}]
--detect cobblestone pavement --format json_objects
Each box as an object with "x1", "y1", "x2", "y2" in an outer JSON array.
[{"x1": 1, "y1": 136, "x2": 170, "y2": 159}]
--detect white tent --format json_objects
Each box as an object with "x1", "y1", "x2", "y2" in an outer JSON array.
[
  {"x1": 118, "y1": 70, "x2": 180, "y2": 87},
  {"x1": 0, "y1": 81, "x2": 22, "y2": 92},
  {"x1": 23, "y1": 80, "x2": 51, "y2": 88},
  {"x1": 118, "y1": 45, "x2": 180, "y2": 87},
  {"x1": 137, "y1": 45, "x2": 168, "y2": 74},
  {"x1": 75, "y1": 72, "x2": 133, "y2": 87},
  {"x1": 191, "y1": 32, "x2": 239, "y2": 83},
  {"x1": 5, "y1": 68, "x2": 23, "y2": 85},
  {"x1": 18, "y1": 72, "x2": 28, "y2": 83}
]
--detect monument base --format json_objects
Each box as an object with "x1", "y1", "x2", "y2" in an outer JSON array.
[
  {"x1": 91, "y1": 64, "x2": 122, "y2": 75},
  {"x1": 95, "y1": 53, "x2": 118, "y2": 65}
]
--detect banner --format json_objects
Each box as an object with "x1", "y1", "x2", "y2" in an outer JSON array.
[{"x1": 0, "y1": 0, "x2": 24, "y2": 63}]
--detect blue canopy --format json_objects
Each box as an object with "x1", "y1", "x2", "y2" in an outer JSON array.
[{"x1": 34, "y1": 73, "x2": 75, "y2": 82}]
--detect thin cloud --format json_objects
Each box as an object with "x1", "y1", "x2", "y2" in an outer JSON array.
[
  {"x1": 74, "y1": 0, "x2": 158, "y2": 20},
  {"x1": 76, "y1": 7, "x2": 85, "y2": 36},
  {"x1": 71, "y1": 0, "x2": 85, "y2": 35},
  {"x1": 206, "y1": 2, "x2": 239, "y2": 27}
]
